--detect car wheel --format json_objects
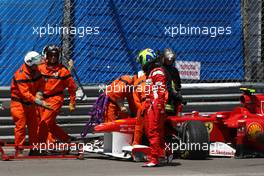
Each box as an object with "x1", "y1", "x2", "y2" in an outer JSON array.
[{"x1": 180, "y1": 120, "x2": 209, "y2": 159}]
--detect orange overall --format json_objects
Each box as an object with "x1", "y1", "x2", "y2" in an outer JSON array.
[
  {"x1": 37, "y1": 63, "x2": 77, "y2": 143},
  {"x1": 104, "y1": 75, "x2": 137, "y2": 122},
  {"x1": 10, "y1": 64, "x2": 43, "y2": 148},
  {"x1": 132, "y1": 75, "x2": 146, "y2": 145}
]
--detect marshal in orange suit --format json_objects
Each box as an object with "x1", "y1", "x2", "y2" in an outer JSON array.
[
  {"x1": 37, "y1": 45, "x2": 77, "y2": 143},
  {"x1": 10, "y1": 51, "x2": 49, "y2": 156},
  {"x1": 104, "y1": 75, "x2": 137, "y2": 122}
]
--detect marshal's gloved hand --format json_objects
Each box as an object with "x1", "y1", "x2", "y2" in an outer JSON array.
[
  {"x1": 69, "y1": 103, "x2": 76, "y2": 112},
  {"x1": 117, "y1": 100, "x2": 128, "y2": 113},
  {"x1": 35, "y1": 98, "x2": 53, "y2": 110},
  {"x1": 120, "y1": 106, "x2": 128, "y2": 113},
  {"x1": 67, "y1": 59, "x2": 74, "y2": 71},
  {"x1": 35, "y1": 91, "x2": 43, "y2": 100}
]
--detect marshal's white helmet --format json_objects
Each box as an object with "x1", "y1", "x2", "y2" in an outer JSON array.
[{"x1": 24, "y1": 51, "x2": 42, "y2": 66}]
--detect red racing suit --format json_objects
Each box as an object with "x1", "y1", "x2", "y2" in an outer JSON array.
[{"x1": 144, "y1": 67, "x2": 167, "y2": 164}]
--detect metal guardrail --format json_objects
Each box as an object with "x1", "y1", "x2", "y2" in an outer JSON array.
[{"x1": 1, "y1": 83, "x2": 262, "y2": 142}]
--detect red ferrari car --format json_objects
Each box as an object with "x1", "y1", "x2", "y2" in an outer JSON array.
[{"x1": 88, "y1": 88, "x2": 264, "y2": 160}]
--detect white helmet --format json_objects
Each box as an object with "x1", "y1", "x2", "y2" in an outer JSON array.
[{"x1": 24, "y1": 51, "x2": 42, "y2": 66}]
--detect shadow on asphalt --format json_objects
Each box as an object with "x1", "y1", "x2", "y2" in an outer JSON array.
[{"x1": 83, "y1": 155, "x2": 183, "y2": 167}]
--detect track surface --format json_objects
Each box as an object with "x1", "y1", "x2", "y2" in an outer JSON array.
[{"x1": 1, "y1": 154, "x2": 264, "y2": 176}]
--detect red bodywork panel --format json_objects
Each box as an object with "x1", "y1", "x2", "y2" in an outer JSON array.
[
  {"x1": 94, "y1": 118, "x2": 136, "y2": 134},
  {"x1": 94, "y1": 92, "x2": 264, "y2": 152}
]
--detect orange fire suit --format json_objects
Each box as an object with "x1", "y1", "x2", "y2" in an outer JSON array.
[
  {"x1": 37, "y1": 63, "x2": 77, "y2": 143},
  {"x1": 132, "y1": 75, "x2": 146, "y2": 145},
  {"x1": 10, "y1": 64, "x2": 43, "y2": 148},
  {"x1": 104, "y1": 75, "x2": 137, "y2": 122}
]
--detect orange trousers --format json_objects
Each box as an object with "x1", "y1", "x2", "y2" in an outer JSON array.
[
  {"x1": 36, "y1": 106, "x2": 56, "y2": 143},
  {"x1": 104, "y1": 102, "x2": 119, "y2": 123},
  {"x1": 104, "y1": 101, "x2": 131, "y2": 123},
  {"x1": 132, "y1": 109, "x2": 144, "y2": 145},
  {"x1": 11, "y1": 101, "x2": 38, "y2": 148},
  {"x1": 37, "y1": 98, "x2": 69, "y2": 143}
]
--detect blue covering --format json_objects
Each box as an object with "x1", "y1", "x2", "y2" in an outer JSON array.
[
  {"x1": 0, "y1": 0, "x2": 244, "y2": 85},
  {"x1": 72, "y1": 0, "x2": 244, "y2": 84},
  {"x1": 0, "y1": 0, "x2": 63, "y2": 86}
]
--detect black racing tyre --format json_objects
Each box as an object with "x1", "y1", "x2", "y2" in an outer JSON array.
[{"x1": 180, "y1": 120, "x2": 209, "y2": 160}]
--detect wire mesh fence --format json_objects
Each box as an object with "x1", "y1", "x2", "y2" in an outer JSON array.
[
  {"x1": 0, "y1": 0, "x2": 263, "y2": 86},
  {"x1": 242, "y1": 0, "x2": 263, "y2": 83},
  {"x1": 0, "y1": 0, "x2": 64, "y2": 86}
]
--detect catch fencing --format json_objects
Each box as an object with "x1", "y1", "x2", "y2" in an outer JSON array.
[{"x1": 0, "y1": 0, "x2": 263, "y2": 85}]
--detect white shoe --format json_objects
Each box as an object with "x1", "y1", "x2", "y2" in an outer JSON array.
[{"x1": 142, "y1": 162, "x2": 158, "y2": 167}]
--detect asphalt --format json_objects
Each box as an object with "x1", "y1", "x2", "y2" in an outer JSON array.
[{"x1": 0, "y1": 154, "x2": 264, "y2": 176}]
